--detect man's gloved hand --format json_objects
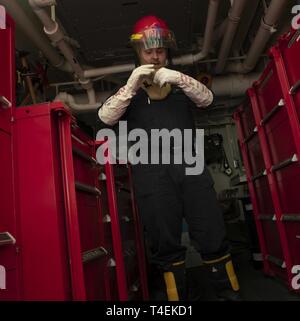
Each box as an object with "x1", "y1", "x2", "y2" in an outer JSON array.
[
  {"x1": 98, "y1": 64, "x2": 155, "y2": 126},
  {"x1": 153, "y1": 67, "x2": 213, "y2": 108},
  {"x1": 127, "y1": 64, "x2": 156, "y2": 95},
  {"x1": 153, "y1": 67, "x2": 181, "y2": 87}
]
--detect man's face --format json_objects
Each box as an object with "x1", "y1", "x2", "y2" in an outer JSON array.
[{"x1": 138, "y1": 47, "x2": 167, "y2": 70}]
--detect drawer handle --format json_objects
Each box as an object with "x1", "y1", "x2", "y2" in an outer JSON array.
[
  {"x1": 75, "y1": 182, "x2": 101, "y2": 195},
  {"x1": 0, "y1": 232, "x2": 16, "y2": 246},
  {"x1": 82, "y1": 247, "x2": 108, "y2": 263},
  {"x1": 290, "y1": 79, "x2": 300, "y2": 95},
  {"x1": 0, "y1": 96, "x2": 11, "y2": 109}
]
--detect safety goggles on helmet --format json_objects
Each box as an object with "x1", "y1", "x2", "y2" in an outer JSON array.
[{"x1": 130, "y1": 27, "x2": 177, "y2": 50}]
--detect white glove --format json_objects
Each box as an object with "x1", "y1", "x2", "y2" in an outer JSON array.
[
  {"x1": 153, "y1": 67, "x2": 213, "y2": 107},
  {"x1": 99, "y1": 64, "x2": 155, "y2": 125},
  {"x1": 127, "y1": 64, "x2": 156, "y2": 94},
  {"x1": 153, "y1": 67, "x2": 181, "y2": 87}
]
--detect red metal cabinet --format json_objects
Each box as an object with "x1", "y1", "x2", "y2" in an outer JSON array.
[
  {"x1": 234, "y1": 27, "x2": 300, "y2": 292},
  {"x1": 0, "y1": 101, "x2": 149, "y2": 300},
  {"x1": 0, "y1": 10, "x2": 19, "y2": 300}
]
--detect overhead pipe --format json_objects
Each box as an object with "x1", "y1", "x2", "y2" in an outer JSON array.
[
  {"x1": 0, "y1": 0, "x2": 72, "y2": 72},
  {"x1": 3, "y1": 0, "x2": 221, "y2": 79},
  {"x1": 226, "y1": 0, "x2": 288, "y2": 73},
  {"x1": 211, "y1": 73, "x2": 260, "y2": 97},
  {"x1": 85, "y1": 0, "x2": 221, "y2": 74},
  {"x1": 212, "y1": 18, "x2": 228, "y2": 49},
  {"x1": 83, "y1": 0, "x2": 221, "y2": 77},
  {"x1": 4, "y1": 0, "x2": 273, "y2": 100},
  {"x1": 82, "y1": 54, "x2": 251, "y2": 83},
  {"x1": 173, "y1": 0, "x2": 221, "y2": 65},
  {"x1": 28, "y1": 0, "x2": 96, "y2": 103},
  {"x1": 28, "y1": 0, "x2": 83, "y2": 79},
  {"x1": 54, "y1": 92, "x2": 112, "y2": 114},
  {"x1": 55, "y1": 72, "x2": 260, "y2": 114},
  {"x1": 215, "y1": 0, "x2": 248, "y2": 74},
  {"x1": 2, "y1": 0, "x2": 142, "y2": 82},
  {"x1": 84, "y1": 64, "x2": 136, "y2": 79},
  {"x1": 27, "y1": 0, "x2": 55, "y2": 9},
  {"x1": 65, "y1": 91, "x2": 112, "y2": 106}
]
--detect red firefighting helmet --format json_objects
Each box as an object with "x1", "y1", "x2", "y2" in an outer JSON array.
[{"x1": 130, "y1": 15, "x2": 177, "y2": 50}]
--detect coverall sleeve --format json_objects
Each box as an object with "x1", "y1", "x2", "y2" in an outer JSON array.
[
  {"x1": 98, "y1": 85, "x2": 133, "y2": 126},
  {"x1": 179, "y1": 73, "x2": 214, "y2": 108}
]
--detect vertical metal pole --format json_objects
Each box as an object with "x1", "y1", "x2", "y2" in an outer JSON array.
[
  {"x1": 101, "y1": 140, "x2": 128, "y2": 300},
  {"x1": 92, "y1": 141, "x2": 112, "y2": 300},
  {"x1": 57, "y1": 110, "x2": 86, "y2": 300}
]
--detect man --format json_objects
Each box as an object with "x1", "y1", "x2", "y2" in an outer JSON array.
[{"x1": 98, "y1": 15, "x2": 240, "y2": 301}]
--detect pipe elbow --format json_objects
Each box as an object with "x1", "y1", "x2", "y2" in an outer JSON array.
[{"x1": 29, "y1": 0, "x2": 56, "y2": 10}]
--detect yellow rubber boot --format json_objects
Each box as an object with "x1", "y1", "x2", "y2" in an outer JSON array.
[
  {"x1": 163, "y1": 261, "x2": 186, "y2": 301},
  {"x1": 204, "y1": 254, "x2": 241, "y2": 301}
]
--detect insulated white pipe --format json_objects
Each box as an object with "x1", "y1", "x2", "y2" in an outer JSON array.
[
  {"x1": 0, "y1": 0, "x2": 72, "y2": 72},
  {"x1": 87, "y1": 87, "x2": 96, "y2": 104},
  {"x1": 241, "y1": 0, "x2": 288, "y2": 72},
  {"x1": 54, "y1": 91, "x2": 111, "y2": 114},
  {"x1": 84, "y1": 64, "x2": 136, "y2": 79},
  {"x1": 227, "y1": 0, "x2": 289, "y2": 73},
  {"x1": 211, "y1": 73, "x2": 260, "y2": 97},
  {"x1": 215, "y1": 0, "x2": 248, "y2": 74},
  {"x1": 173, "y1": 0, "x2": 221, "y2": 65},
  {"x1": 212, "y1": 18, "x2": 228, "y2": 47},
  {"x1": 28, "y1": 0, "x2": 96, "y2": 103},
  {"x1": 54, "y1": 92, "x2": 102, "y2": 113},
  {"x1": 28, "y1": 0, "x2": 55, "y2": 9},
  {"x1": 29, "y1": 0, "x2": 84, "y2": 79}
]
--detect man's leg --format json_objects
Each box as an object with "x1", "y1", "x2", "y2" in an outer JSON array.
[
  {"x1": 134, "y1": 167, "x2": 186, "y2": 300},
  {"x1": 183, "y1": 168, "x2": 241, "y2": 301}
]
